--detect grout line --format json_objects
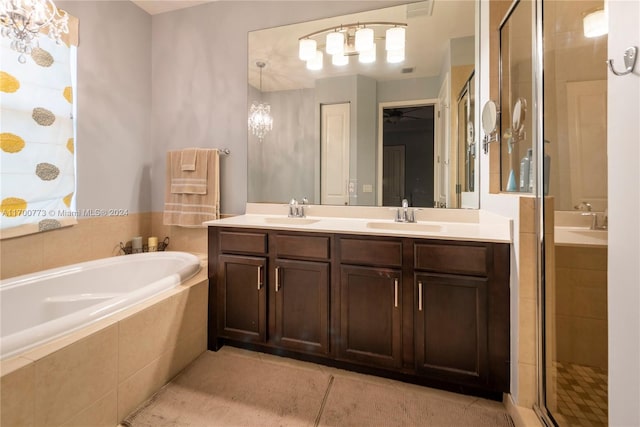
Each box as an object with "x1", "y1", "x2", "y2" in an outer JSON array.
[{"x1": 314, "y1": 374, "x2": 335, "y2": 427}]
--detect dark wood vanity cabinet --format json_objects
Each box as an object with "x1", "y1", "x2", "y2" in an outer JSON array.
[
  {"x1": 210, "y1": 229, "x2": 331, "y2": 357},
  {"x1": 414, "y1": 272, "x2": 488, "y2": 383},
  {"x1": 218, "y1": 254, "x2": 267, "y2": 343},
  {"x1": 413, "y1": 241, "x2": 510, "y2": 392},
  {"x1": 337, "y1": 237, "x2": 404, "y2": 369},
  {"x1": 339, "y1": 265, "x2": 403, "y2": 368},
  {"x1": 208, "y1": 227, "x2": 510, "y2": 396},
  {"x1": 215, "y1": 230, "x2": 269, "y2": 344},
  {"x1": 272, "y1": 259, "x2": 330, "y2": 355}
]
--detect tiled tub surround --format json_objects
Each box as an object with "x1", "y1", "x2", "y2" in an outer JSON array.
[
  {"x1": 1, "y1": 252, "x2": 201, "y2": 360},
  {"x1": 203, "y1": 203, "x2": 513, "y2": 243},
  {"x1": 0, "y1": 259, "x2": 208, "y2": 427}
]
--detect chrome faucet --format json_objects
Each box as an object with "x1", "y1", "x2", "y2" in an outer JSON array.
[
  {"x1": 587, "y1": 209, "x2": 608, "y2": 230},
  {"x1": 575, "y1": 201, "x2": 592, "y2": 211},
  {"x1": 288, "y1": 197, "x2": 308, "y2": 218},
  {"x1": 395, "y1": 199, "x2": 416, "y2": 223}
]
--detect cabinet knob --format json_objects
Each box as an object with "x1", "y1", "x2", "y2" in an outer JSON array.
[
  {"x1": 257, "y1": 265, "x2": 263, "y2": 290},
  {"x1": 275, "y1": 266, "x2": 281, "y2": 292},
  {"x1": 418, "y1": 281, "x2": 423, "y2": 311}
]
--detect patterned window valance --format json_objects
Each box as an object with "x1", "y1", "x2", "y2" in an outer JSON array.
[{"x1": 0, "y1": 21, "x2": 78, "y2": 239}]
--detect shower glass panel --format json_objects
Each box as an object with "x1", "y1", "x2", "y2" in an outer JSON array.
[{"x1": 541, "y1": 1, "x2": 609, "y2": 426}]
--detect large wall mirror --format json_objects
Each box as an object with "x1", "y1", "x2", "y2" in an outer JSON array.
[{"x1": 247, "y1": 0, "x2": 478, "y2": 209}]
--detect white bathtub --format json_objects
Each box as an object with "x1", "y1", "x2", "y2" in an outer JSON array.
[{"x1": 0, "y1": 251, "x2": 201, "y2": 360}]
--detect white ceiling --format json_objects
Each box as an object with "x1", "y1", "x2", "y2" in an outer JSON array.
[{"x1": 131, "y1": 0, "x2": 214, "y2": 15}]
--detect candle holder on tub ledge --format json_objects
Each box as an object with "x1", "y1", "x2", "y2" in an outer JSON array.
[{"x1": 119, "y1": 237, "x2": 169, "y2": 255}]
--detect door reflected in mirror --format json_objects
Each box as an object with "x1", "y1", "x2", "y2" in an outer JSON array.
[{"x1": 247, "y1": 1, "x2": 478, "y2": 208}]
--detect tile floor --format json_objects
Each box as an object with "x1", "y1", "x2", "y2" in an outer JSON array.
[
  {"x1": 122, "y1": 347, "x2": 514, "y2": 427},
  {"x1": 553, "y1": 362, "x2": 608, "y2": 427}
]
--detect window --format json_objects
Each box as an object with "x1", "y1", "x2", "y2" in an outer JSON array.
[{"x1": 0, "y1": 34, "x2": 78, "y2": 239}]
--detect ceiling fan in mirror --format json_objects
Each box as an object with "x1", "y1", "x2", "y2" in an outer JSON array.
[{"x1": 383, "y1": 107, "x2": 425, "y2": 124}]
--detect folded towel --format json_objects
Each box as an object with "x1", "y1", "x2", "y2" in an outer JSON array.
[
  {"x1": 164, "y1": 149, "x2": 220, "y2": 227},
  {"x1": 181, "y1": 148, "x2": 198, "y2": 171},
  {"x1": 170, "y1": 149, "x2": 208, "y2": 194}
]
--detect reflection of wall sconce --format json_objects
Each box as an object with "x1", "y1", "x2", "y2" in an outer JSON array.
[{"x1": 583, "y1": 8, "x2": 608, "y2": 38}]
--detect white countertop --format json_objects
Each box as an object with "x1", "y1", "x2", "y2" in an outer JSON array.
[
  {"x1": 554, "y1": 212, "x2": 608, "y2": 248},
  {"x1": 204, "y1": 204, "x2": 513, "y2": 244},
  {"x1": 554, "y1": 226, "x2": 607, "y2": 248}
]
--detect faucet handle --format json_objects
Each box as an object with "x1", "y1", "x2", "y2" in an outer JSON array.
[
  {"x1": 575, "y1": 201, "x2": 592, "y2": 211},
  {"x1": 402, "y1": 199, "x2": 409, "y2": 208}
]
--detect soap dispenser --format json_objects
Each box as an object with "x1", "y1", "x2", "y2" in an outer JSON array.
[{"x1": 520, "y1": 148, "x2": 532, "y2": 192}]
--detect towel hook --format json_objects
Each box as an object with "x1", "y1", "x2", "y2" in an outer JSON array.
[{"x1": 607, "y1": 46, "x2": 637, "y2": 76}]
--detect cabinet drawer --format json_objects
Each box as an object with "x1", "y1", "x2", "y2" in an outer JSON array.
[
  {"x1": 276, "y1": 234, "x2": 330, "y2": 260},
  {"x1": 219, "y1": 231, "x2": 267, "y2": 254},
  {"x1": 414, "y1": 243, "x2": 487, "y2": 276},
  {"x1": 340, "y1": 238, "x2": 402, "y2": 268}
]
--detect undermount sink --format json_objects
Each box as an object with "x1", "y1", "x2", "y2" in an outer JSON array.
[
  {"x1": 262, "y1": 217, "x2": 320, "y2": 225},
  {"x1": 366, "y1": 221, "x2": 442, "y2": 233}
]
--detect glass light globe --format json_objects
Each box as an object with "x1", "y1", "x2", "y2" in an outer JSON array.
[
  {"x1": 359, "y1": 43, "x2": 376, "y2": 64},
  {"x1": 355, "y1": 27, "x2": 374, "y2": 52},
  {"x1": 332, "y1": 52, "x2": 348, "y2": 66},
  {"x1": 326, "y1": 31, "x2": 344, "y2": 55},
  {"x1": 306, "y1": 50, "x2": 323, "y2": 70},
  {"x1": 386, "y1": 27, "x2": 405, "y2": 51},
  {"x1": 299, "y1": 38, "x2": 317, "y2": 61}
]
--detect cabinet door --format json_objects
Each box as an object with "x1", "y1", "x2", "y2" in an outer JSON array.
[
  {"x1": 339, "y1": 265, "x2": 402, "y2": 369},
  {"x1": 415, "y1": 273, "x2": 488, "y2": 385},
  {"x1": 218, "y1": 255, "x2": 267, "y2": 343},
  {"x1": 273, "y1": 259, "x2": 330, "y2": 355}
]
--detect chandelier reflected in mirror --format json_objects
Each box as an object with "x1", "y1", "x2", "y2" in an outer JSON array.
[
  {"x1": 248, "y1": 61, "x2": 273, "y2": 142},
  {"x1": 0, "y1": 0, "x2": 69, "y2": 63},
  {"x1": 298, "y1": 21, "x2": 407, "y2": 70}
]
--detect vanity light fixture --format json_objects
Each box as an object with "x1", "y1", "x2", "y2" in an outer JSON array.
[
  {"x1": 248, "y1": 61, "x2": 273, "y2": 142},
  {"x1": 583, "y1": 7, "x2": 608, "y2": 38},
  {"x1": 298, "y1": 21, "x2": 407, "y2": 70},
  {"x1": 0, "y1": 0, "x2": 69, "y2": 63}
]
